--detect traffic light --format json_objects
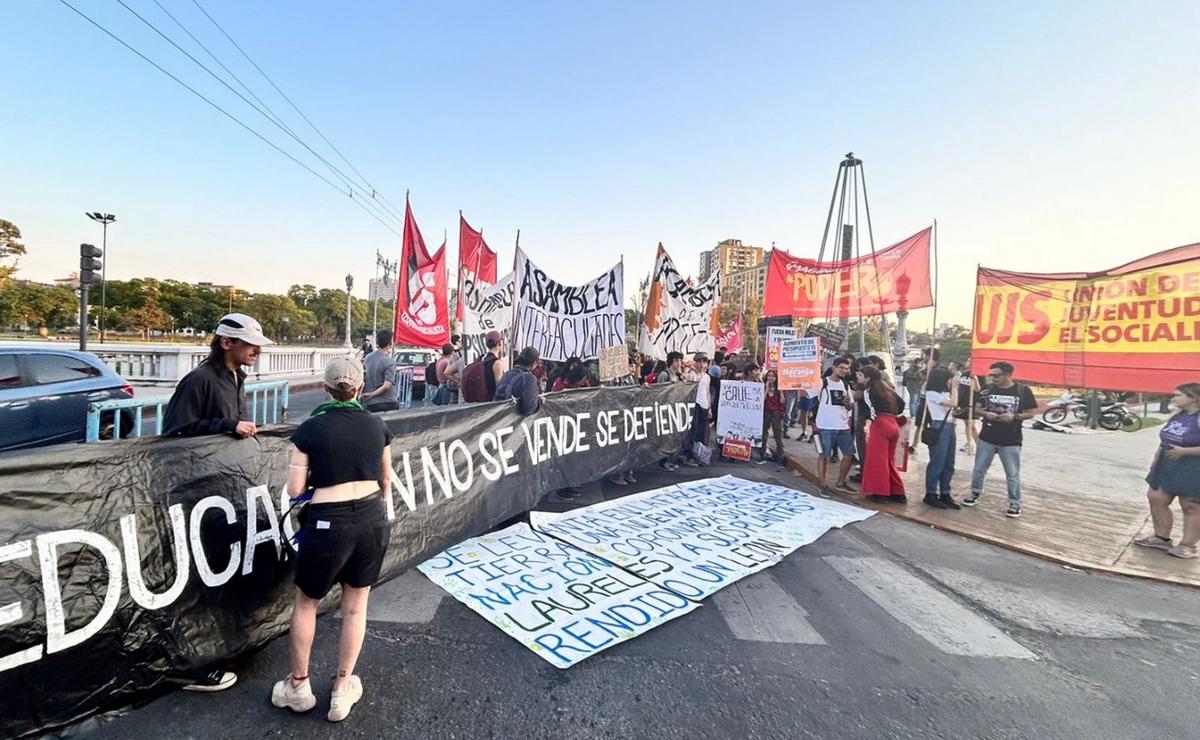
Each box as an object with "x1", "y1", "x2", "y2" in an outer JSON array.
[{"x1": 80, "y1": 243, "x2": 103, "y2": 285}]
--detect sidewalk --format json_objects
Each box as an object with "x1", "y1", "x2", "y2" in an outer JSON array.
[{"x1": 782, "y1": 423, "x2": 1200, "y2": 589}]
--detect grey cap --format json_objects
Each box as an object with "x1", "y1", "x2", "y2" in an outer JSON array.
[{"x1": 324, "y1": 355, "x2": 364, "y2": 391}]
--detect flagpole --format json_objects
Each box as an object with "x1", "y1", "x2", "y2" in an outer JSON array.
[{"x1": 508, "y1": 232, "x2": 521, "y2": 367}]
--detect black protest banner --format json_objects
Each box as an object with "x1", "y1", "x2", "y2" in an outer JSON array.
[
  {"x1": 0, "y1": 385, "x2": 693, "y2": 738},
  {"x1": 511, "y1": 248, "x2": 625, "y2": 361}
]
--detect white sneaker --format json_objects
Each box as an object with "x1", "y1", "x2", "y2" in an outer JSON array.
[
  {"x1": 327, "y1": 675, "x2": 363, "y2": 722},
  {"x1": 271, "y1": 676, "x2": 316, "y2": 712}
]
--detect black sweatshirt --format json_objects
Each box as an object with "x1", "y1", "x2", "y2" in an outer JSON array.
[{"x1": 162, "y1": 360, "x2": 247, "y2": 436}]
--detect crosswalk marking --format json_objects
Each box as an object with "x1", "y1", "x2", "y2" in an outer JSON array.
[
  {"x1": 823, "y1": 556, "x2": 1036, "y2": 660},
  {"x1": 363, "y1": 569, "x2": 445, "y2": 624},
  {"x1": 712, "y1": 573, "x2": 826, "y2": 645}
]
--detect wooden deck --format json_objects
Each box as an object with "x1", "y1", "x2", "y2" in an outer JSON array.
[{"x1": 782, "y1": 434, "x2": 1200, "y2": 589}]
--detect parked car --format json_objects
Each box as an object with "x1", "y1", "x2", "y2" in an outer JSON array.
[
  {"x1": 394, "y1": 348, "x2": 439, "y2": 401},
  {"x1": 0, "y1": 348, "x2": 135, "y2": 452}
]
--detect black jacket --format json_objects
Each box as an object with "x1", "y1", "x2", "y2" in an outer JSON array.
[
  {"x1": 162, "y1": 360, "x2": 247, "y2": 436},
  {"x1": 493, "y1": 366, "x2": 541, "y2": 415}
]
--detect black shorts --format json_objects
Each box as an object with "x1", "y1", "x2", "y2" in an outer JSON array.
[{"x1": 295, "y1": 493, "x2": 390, "y2": 599}]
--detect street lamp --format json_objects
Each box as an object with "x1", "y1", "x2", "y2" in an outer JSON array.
[
  {"x1": 343, "y1": 274, "x2": 354, "y2": 349},
  {"x1": 86, "y1": 212, "x2": 116, "y2": 342}
]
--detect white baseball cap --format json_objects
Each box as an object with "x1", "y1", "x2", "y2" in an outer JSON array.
[{"x1": 214, "y1": 313, "x2": 274, "y2": 346}]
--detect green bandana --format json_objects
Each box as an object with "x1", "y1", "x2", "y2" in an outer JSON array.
[{"x1": 309, "y1": 399, "x2": 364, "y2": 417}]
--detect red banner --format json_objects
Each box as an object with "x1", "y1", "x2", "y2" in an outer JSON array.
[
  {"x1": 456, "y1": 214, "x2": 499, "y2": 322},
  {"x1": 972, "y1": 241, "x2": 1200, "y2": 392},
  {"x1": 715, "y1": 315, "x2": 744, "y2": 354},
  {"x1": 764, "y1": 227, "x2": 933, "y2": 319},
  {"x1": 393, "y1": 198, "x2": 450, "y2": 349}
]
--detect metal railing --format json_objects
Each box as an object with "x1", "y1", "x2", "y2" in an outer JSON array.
[
  {"x1": 85, "y1": 380, "x2": 290, "y2": 442},
  {"x1": 398, "y1": 367, "x2": 414, "y2": 409}
]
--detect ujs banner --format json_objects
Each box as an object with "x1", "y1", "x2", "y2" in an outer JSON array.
[
  {"x1": 972, "y1": 240, "x2": 1200, "y2": 392},
  {"x1": 512, "y1": 248, "x2": 624, "y2": 361},
  {"x1": 764, "y1": 227, "x2": 933, "y2": 319},
  {"x1": 638, "y1": 243, "x2": 721, "y2": 360}
]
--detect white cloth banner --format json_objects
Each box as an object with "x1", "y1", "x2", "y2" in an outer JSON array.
[
  {"x1": 715, "y1": 380, "x2": 765, "y2": 447},
  {"x1": 531, "y1": 476, "x2": 874, "y2": 601},
  {"x1": 637, "y1": 244, "x2": 721, "y2": 360},
  {"x1": 461, "y1": 271, "x2": 515, "y2": 362},
  {"x1": 512, "y1": 248, "x2": 624, "y2": 361},
  {"x1": 418, "y1": 522, "x2": 697, "y2": 668}
]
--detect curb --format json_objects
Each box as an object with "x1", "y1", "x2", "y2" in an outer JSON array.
[{"x1": 784, "y1": 451, "x2": 1200, "y2": 591}]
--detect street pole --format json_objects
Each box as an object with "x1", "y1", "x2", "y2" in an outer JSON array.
[
  {"x1": 78, "y1": 283, "x2": 90, "y2": 352},
  {"x1": 86, "y1": 213, "x2": 115, "y2": 342},
  {"x1": 344, "y1": 274, "x2": 354, "y2": 349}
]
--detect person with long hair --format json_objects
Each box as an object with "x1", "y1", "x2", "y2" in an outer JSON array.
[
  {"x1": 273, "y1": 356, "x2": 393, "y2": 722},
  {"x1": 922, "y1": 366, "x2": 961, "y2": 509},
  {"x1": 858, "y1": 365, "x2": 906, "y2": 501},
  {"x1": 760, "y1": 369, "x2": 786, "y2": 464},
  {"x1": 1134, "y1": 383, "x2": 1200, "y2": 559}
]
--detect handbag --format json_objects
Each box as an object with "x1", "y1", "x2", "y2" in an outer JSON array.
[
  {"x1": 921, "y1": 405, "x2": 954, "y2": 447},
  {"x1": 692, "y1": 440, "x2": 712, "y2": 466}
]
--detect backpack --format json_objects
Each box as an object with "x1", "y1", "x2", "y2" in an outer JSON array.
[
  {"x1": 425, "y1": 361, "x2": 440, "y2": 387},
  {"x1": 461, "y1": 359, "x2": 490, "y2": 403}
]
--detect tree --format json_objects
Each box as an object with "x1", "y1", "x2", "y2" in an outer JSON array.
[
  {"x1": 0, "y1": 218, "x2": 27, "y2": 285},
  {"x1": 125, "y1": 296, "x2": 171, "y2": 339},
  {"x1": 0, "y1": 282, "x2": 77, "y2": 330}
]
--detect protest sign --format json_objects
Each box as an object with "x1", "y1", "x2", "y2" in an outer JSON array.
[
  {"x1": 0, "y1": 384, "x2": 693, "y2": 738},
  {"x1": 973, "y1": 240, "x2": 1200, "y2": 392},
  {"x1": 598, "y1": 344, "x2": 627, "y2": 381},
  {"x1": 764, "y1": 227, "x2": 933, "y2": 319},
  {"x1": 532, "y1": 476, "x2": 873, "y2": 601},
  {"x1": 778, "y1": 337, "x2": 821, "y2": 392},
  {"x1": 512, "y1": 248, "x2": 624, "y2": 361},
  {"x1": 764, "y1": 326, "x2": 799, "y2": 371},
  {"x1": 418, "y1": 523, "x2": 697, "y2": 668},
  {"x1": 715, "y1": 380, "x2": 764, "y2": 449},
  {"x1": 461, "y1": 272, "x2": 515, "y2": 362},
  {"x1": 804, "y1": 323, "x2": 846, "y2": 354},
  {"x1": 638, "y1": 243, "x2": 721, "y2": 360},
  {"x1": 722, "y1": 439, "x2": 752, "y2": 461}
]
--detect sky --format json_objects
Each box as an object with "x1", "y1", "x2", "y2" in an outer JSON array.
[{"x1": 2, "y1": 0, "x2": 1198, "y2": 330}]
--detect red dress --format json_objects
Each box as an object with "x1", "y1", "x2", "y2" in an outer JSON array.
[{"x1": 862, "y1": 390, "x2": 906, "y2": 498}]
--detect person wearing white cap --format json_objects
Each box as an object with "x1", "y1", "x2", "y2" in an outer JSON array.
[
  {"x1": 163, "y1": 312, "x2": 273, "y2": 439},
  {"x1": 272, "y1": 355, "x2": 393, "y2": 722},
  {"x1": 158, "y1": 313, "x2": 272, "y2": 693}
]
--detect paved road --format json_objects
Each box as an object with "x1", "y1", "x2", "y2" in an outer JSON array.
[{"x1": 74, "y1": 459, "x2": 1200, "y2": 740}]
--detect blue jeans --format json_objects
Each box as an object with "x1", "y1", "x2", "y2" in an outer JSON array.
[
  {"x1": 971, "y1": 439, "x2": 1022, "y2": 503},
  {"x1": 783, "y1": 390, "x2": 798, "y2": 427},
  {"x1": 924, "y1": 420, "x2": 956, "y2": 495}
]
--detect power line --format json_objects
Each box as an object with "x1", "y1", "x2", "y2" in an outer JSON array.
[
  {"x1": 190, "y1": 0, "x2": 408, "y2": 224},
  {"x1": 113, "y1": 0, "x2": 405, "y2": 232},
  {"x1": 55, "y1": 0, "x2": 402, "y2": 238}
]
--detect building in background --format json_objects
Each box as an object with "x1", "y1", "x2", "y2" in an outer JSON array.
[
  {"x1": 698, "y1": 239, "x2": 765, "y2": 288},
  {"x1": 726, "y1": 254, "x2": 770, "y2": 307}
]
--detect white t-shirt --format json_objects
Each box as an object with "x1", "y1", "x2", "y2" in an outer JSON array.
[
  {"x1": 815, "y1": 379, "x2": 851, "y2": 430},
  {"x1": 925, "y1": 390, "x2": 955, "y2": 422},
  {"x1": 695, "y1": 374, "x2": 711, "y2": 410}
]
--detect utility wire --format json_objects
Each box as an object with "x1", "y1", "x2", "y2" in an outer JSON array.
[
  {"x1": 56, "y1": 0, "x2": 402, "y2": 237},
  {"x1": 190, "y1": 0, "x2": 408, "y2": 223},
  {"x1": 113, "y1": 0, "x2": 405, "y2": 232}
]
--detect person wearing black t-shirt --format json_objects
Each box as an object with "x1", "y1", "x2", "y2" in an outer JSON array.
[
  {"x1": 963, "y1": 361, "x2": 1039, "y2": 518},
  {"x1": 272, "y1": 356, "x2": 393, "y2": 723}
]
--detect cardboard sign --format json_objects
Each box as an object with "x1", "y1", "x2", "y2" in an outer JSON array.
[
  {"x1": 598, "y1": 344, "x2": 628, "y2": 382},
  {"x1": 715, "y1": 380, "x2": 764, "y2": 448},
  {"x1": 722, "y1": 439, "x2": 752, "y2": 461},
  {"x1": 764, "y1": 326, "x2": 799, "y2": 371}
]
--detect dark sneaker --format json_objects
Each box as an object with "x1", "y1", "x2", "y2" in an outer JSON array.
[
  {"x1": 183, "y1": 670, "x2": 238, "y2": 693},
  {"x1": 922, "y1": 494, "x2": 948, "y2": 509},
  {"x1": 624, "y1": 472, "x2": 638, "y2": 484},
  {"x1": 1005, "y1": 503, "x2": 1021, "y2": 518},
  {"x1": 849, "y1": 473, "x2": 863, "y2": 484},
  {"x1": 961, "y1": 493, "x2": 980, "y2": 507},
  {"x1": 557, "y1": 487, "x2": 581, "y2": 500},
  {"x1": 833, "y1": 481, "x2": 856, "y2": 495},
  {"x1": 939, "y1": 494, "x2": 962, "y2": 510},
  {"x1": 683, "y1": 459, "x2": 700, "y2": 468}
]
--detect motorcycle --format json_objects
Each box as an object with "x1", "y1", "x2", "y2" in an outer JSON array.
[
  {"x1": 1098, "y1": 401, "x2": 1144, "y2": 432},
  {"x1": 1042, "y1": 392, "x2": 1087, "y2": 424}
]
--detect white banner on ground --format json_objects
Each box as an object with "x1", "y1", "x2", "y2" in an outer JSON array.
[
  {"x1": 638, "y1": 244, "x2": 721, "y2": 360},
  {"x1": 512, "y1": 248, "x2": 624, "y2": 361},
  {"x1": 531, "y1": 476, "x2": 873, "y2": 601},
  {"x1": 418, "y1": 522, "x2": 697, "y2": 668},
  {"x1": 715, "y1": 380, "x2": 764, "y2": 447},
  {"x1": 461, "y1": 272, "x2": 515, "y2": 362}
]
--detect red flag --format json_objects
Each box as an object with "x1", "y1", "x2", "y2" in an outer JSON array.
[
  {"x1": 393, "y1": 198, "x2": 450, "y2": 349},
  {"x1": 764, "y1": 227, "x2": 933, "y2": 319},
  {"x1": 456, "y1": 214, "x2": 499, "y2": 321},
  {"x1": 714, "y1": 315, "x2": 744, "y2": 354}
]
